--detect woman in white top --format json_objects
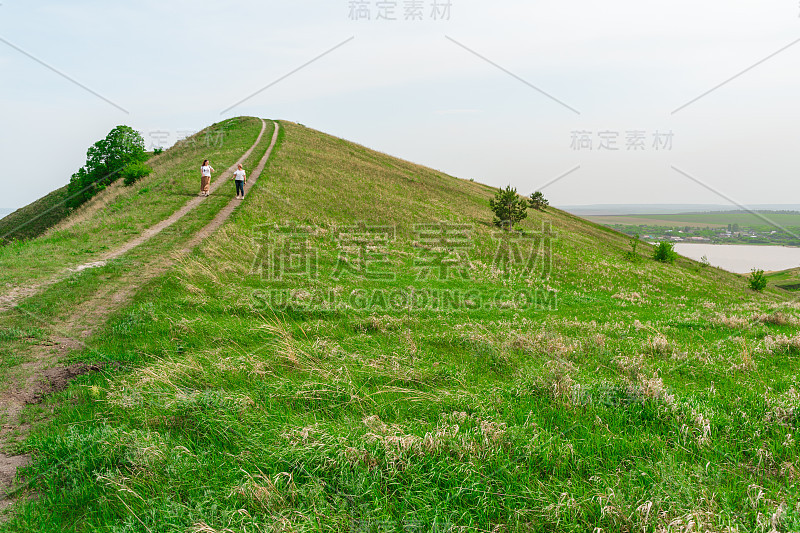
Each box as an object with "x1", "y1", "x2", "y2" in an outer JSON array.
[
  {"x1": 200, "y1": 159, "x2": 215, "y2": 196},
  {"x1": 232, "y1": 163, "x2": 247, "y2": 199}
]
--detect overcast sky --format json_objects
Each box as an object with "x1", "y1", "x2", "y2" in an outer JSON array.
[{"x1": 1, "y1": 0, "x2": 798, "y2": 211}]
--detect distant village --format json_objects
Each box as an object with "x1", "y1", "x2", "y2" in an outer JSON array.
[{"x1": 611, "y1": 223, "x2": 800, "y2": 247}]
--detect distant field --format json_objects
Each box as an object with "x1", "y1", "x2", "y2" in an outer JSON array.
[
  {"x1": 766, "y1": 267, "x2": 800, "y2": 291},
  {"x1": 586, "y1": 212, "x2": 800, "y2": 230},
  {"x1": 587, "y1": 215, "x2": 725, "y2": 228}
]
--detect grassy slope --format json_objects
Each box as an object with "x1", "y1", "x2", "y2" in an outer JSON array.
[
  {"x1": 3, "y1": 121, "x2": 800, "y2": 532},
  {"x1": 0, "y1": 117, "x2": 265, "y2": 290},
  {"x1": 0, "y1": 121, "x2": 274, "y2": 392},
  {"x1": 767, "y1": 267, "x2": 800, "y2": 292},
  {"x1": 0, "y1": 185, "x2": 70, "y2": 243}
]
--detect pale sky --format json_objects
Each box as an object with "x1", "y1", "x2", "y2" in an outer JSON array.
[{"x1": 1, "y1": 0, "x2": 799, "y2": 211}]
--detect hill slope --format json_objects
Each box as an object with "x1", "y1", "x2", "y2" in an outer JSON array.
[
  {"x1": 0, "y1": 185, "x2": 70, "y2": 243},
  {"x1": 0, "y1": 117, "x2": 267, "y2": 293},
  {"x1": 1, "y1": 120, "x2": 798, "y2": 532},
  {"x1": 767, "y1": 267, "x2": 800, "y2": 292}
]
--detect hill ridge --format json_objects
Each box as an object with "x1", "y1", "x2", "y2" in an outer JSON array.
[
  {"x1": 0, "y1": 119, "x2": 270, "y2": 314},
  {"x1": 1, "y1": 119, "x2": 797, "y2": 531}
]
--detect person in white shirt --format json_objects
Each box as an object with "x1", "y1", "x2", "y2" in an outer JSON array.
[
  {"x1": 200, "y1": 159, "x2": 215, "y2": 196},
  {"x1": 232, "y1": 163, "x2": 247, "y2": 199}
]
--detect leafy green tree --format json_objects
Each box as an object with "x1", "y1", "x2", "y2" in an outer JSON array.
[
  {"x1": 749, "y1": 269, "x2": 767, "y2": 291},
  {"x1": 67, "y1": 126, "x2": 148, "y2": 208},
  {"x1": 489, "y1": 185, "x2": 528, "y2": 230},
  {"x1": 528, "y1": 191, "x2": 549, "y2": 211},
  {"x1": 653, "y1": 241, "x2": 678, "y2": 263}
]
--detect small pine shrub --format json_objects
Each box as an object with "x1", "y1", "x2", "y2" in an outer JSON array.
[
  {"x1": 653, "y1": 241, "x2": 678, "y2": 263},
  {"x1": 122, "y1": 162, "x2": 153, "y2": 186},
  {"x1": 625, "y1": 234, "x2": 641, "y2": 263},
  {"x1": 489, "y1": 185, "x2": 528, "y2": 230},
  {"x1": 153, "y1": 147, "x2": 164, "y2": 155},
  {"x1": 749, "y1": 269, "x2": 767, "y2": 292},
  {"x1": 528, "y1": 191, "x2": 549, "y2": 211}
]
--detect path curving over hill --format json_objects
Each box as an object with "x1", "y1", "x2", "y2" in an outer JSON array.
[
  {"x1": 0, "y1": 119, "x2": 269, "y2": 314},
  {"x1": 0, "y1": 121, "x2": 281, "y2": 514}
]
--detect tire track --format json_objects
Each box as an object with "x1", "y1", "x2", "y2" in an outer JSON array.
[
  {"x1": 0, "y1": 119, "x2": 268, "y2": 313},
  {"x1": 0, "y1": 121, "x2": 280, "y2": 514}
]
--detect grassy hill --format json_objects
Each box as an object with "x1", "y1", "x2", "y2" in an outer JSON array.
[
  {"x1": 0, "y1": 117, "x2": 267, "y2": 289},
  {"x1": 0, "y1": 185, "x2": 70, "y2": 244},
  {"x1": 1, "y1": 120, "x2": 799, "y2": 532},
  {"x1": 767, "y1": 267, "x2": 800, "y2": 292}
]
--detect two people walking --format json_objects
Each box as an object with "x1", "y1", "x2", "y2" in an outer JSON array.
[{"x1": 199, "y1": 160, "x2": 247, "y2": 200}]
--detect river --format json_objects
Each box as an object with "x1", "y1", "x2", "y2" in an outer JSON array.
[{"x1": 673, "y1": 243, "x2": 800, "y2": 274}]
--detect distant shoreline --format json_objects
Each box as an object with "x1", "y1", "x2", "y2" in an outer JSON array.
[
  {"x1": 561, "y1": 204, "x2": 800, "y2": 216},
  {"x1": 673, "y1": 242, "x2": 800, "y2": 249}
]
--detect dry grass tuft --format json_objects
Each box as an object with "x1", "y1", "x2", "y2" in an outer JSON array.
[
  {"x1": 229, "y1": 471, "x2": 296, "y2": 513},
  {"x1": 611, "y1": 291, "x2": 645, "y2": 304},
  {"x1": 631, "y1": 374, "x2": 675, "y2": 405},
  {"x1": 353, "y1": 314, "x2": 405, "y2": 333},
  {"x1": 356, "y1": 412, "x2": 515, "y2": 465},
  {"x1": 763, "y1": 334, "x2": 800, "y2": 354},
  {"x1": 653, "y1": 510, "x2": 734, "y2": 533},
  {"x1": 190, "y1": 522, "x2": 234, "y2": 533},
  {"x1": 731, "y1": 338, "x2": 756, "y2": 372},
  {"x1": 765, "y1": 387, "x2": 800, "y2": 426},
  {"x1": 754, "y1": 311, "x2": 800, "y2": 327},
  {"x1": 646, "y1": 335, "x2": 675, "y2": 356},
  {"x1": 712, "y1": 314, "x2": 751, "y2": 329}
]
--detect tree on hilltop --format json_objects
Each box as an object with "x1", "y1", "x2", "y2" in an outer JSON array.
[
  {"x1": 528, "y1": 191, "x2": 549, "y2": 211},
  {"x1": 67, "y1": 126, "x2": 148, "y2": 209}
]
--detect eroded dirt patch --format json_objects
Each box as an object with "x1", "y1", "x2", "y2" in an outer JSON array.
[
  {"x1": 21, "y1": 363, "x2": 117, "y2": 405},
  {"x1": 0, "y1": 361, "x2": 118, "y2": 514},
  {"x1": 0, "y1": 452, "x2": 31, "y2": 512}
]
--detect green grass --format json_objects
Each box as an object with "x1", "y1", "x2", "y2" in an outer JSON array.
[
  {"x1": 1, "y1": 121, "x2": 799, "y2": 532},
  {"x1": 766, "y1": 267, "x2": 800, "y2": 292},
  {"x1": 0, "y1": 185, "x2": 70, "y2": 243},
  {"x1": 0, "y1": 121, "x2": 275, "y2": 392},
  {"x1": 0, "y1": 117, "x2": 266, "y2": 290}
]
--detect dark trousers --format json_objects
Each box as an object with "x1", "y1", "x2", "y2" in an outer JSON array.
[{"x1": 235, "y1": 180, "x2": 245, "y2": 196}]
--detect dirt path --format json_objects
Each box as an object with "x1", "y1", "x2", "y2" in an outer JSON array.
[
  {"x1": 0, "y1": 121, "x2": 280, "y2": 515},
  {"x1": 181, "y1": 120, "x2": 280, "y2": 251},
  {"x1": 0, "y1": 119, "x2": 268, "y2": 314}
]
